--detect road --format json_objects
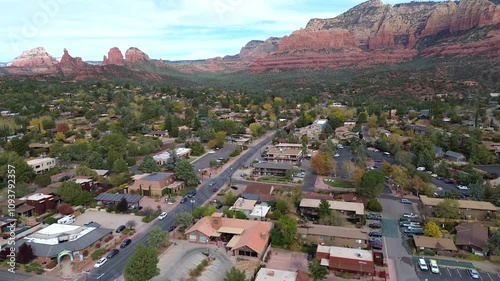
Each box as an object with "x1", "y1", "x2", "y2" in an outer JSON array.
[
  {"x1": 75, "y1": 131, "x2": 277, "y2": 281},
  {"x1": 486, "y1": 107, "x2": 500, "y2": 127},
  {"x1": 362, "y1": 125, "x2": 375, "y2": 144}
]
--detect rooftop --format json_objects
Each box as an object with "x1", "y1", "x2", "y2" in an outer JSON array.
[
  {"x1": 153, "y1": 148, "x2": 192, "y2": 160},
  {"x1": 253, "y1": 162, "x2": 294, "y2": 170},
  {"x1": 255, "y1": 268, "x2": 298, "y2": 281},
  {"x1": 413, "y1": 236, "x2": 457, "y2": 252},
  {"x1": 94, "y1": 193, "x2": 143, "y2": 203},
  {"x1": 141, "y1": 172, "x2": 174, "y2": 181},
  {"x1": 231, "y1": 198, "x2": 258, "y2": 211},
  {"x1": 23, "y1": 193, "x2": 54, "y2": 201},
  {"x1": 299, "y1": 198, "x2": 365, "y2": 215},
  {"x1": 420, "y1": 195, "x2": 498, "y2": 211},
  {"x1": 26, "y1": 157, "x2": 56, "y2": 165},
  {"x1": 297, "y1": 224, "x2": 368, "y2": 240},
  {"x1": 317, "y1": 245, "x2": 373, "y2": 262},
  {"x1": 250, "y1": 205, "x2": 271, "y2": 218}
]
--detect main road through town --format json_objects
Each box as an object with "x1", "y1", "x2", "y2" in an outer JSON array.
[{"x1": 75, "y1": 131, "x2": 277, "y2": 281}]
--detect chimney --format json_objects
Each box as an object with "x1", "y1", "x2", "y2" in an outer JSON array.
[
  {"x1": 267, "y1": 271, "x2": 275, "y2": 277},
  {"x1": 260, "y1": 232, "x2": 267, "y2": 240},
  {"x1": 210, "y1": 213, "x2": 223, "y2": 230}
]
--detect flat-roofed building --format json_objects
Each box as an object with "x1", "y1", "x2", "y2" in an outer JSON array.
[
  {"x1": 316, "y1": 245, "x2": 374, "y2": 274},
  {"x1": 264, "y1": 148, "x2": 303, "y2": 164},
  {"x1": 23, "y1": 193, "x2": 59, "y2": 215},
  {"x1": 230, "y1": 198, "x2": 258, "y2": 217},
  {"x1": 299, "y1": 198, "x2": 365, "y2": 218},
  {"x1": 253, "y1": 162, "x2": 294, "y2": 177},
  {"x1": 420, "y1": 195, "x2": 497, "y2": 221},
  {"x1": 297, "y1": 224, "x2": 368, "y2": 248},
  {"x1": 27, "y1": 157, "x2": 56, "y2": 174}
]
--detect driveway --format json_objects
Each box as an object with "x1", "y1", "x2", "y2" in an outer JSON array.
[
  {"x1": 152, "y1": 241, "x2": 235, "y2": 281},
  {"x1": 74, "y1": 210, "x2": 147, "y2": 231}
]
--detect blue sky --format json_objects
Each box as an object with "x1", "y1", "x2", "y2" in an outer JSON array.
[{"x1": 1, "y1": 0, "x2": 431, "y2": 61}]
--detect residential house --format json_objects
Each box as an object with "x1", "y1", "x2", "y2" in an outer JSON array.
[
  {"x1": 418, "y1": 109, "x2": 430, "y2": 119},
  {"x1": 27, "y1": 157, "x2": 56, "y2": 174},
  {"x1": 24, "y1": 193, "x2": 59, "y2": 215},
  {"x1": 253, "y1": 162, "x2": 294, "y2": 177},
  {"x1": 242, "y1": 183, "x2": 276, "y2": 203},
  {"x1": 128, "y1": 173, "x2": 183, "y2": 196},
  {"x1": 444, "y1": 150, "x2": 466, "y2": 163},
  {"x1": 145, "y1": 130, "x2": 169, "y2": 138},
  {"x1": 185, "y1": 213, "x2": 273, "y2": 259},
  {"x1": 420, "y1": 196, "x2": 497, "y2": 221},
  {"x1": 0, "y1": 199, "x2": 34, "y2": 217},
  {"x1": 275, "y1": 143, "x2": 303, "y2": 150},
  {"x1": 264, "y1": 148, "x2": 304, "y2": 165},
  {"x1": 316, "y1": 245, "x2": 374, "y2": 275},
  {"x1": 153, "y1": 148, "x2": 191, "y2": 166},
  {"x1": 230, "y1": 198, "x2": 258, "y2": 217},
  {"x1": 249, "y1": 204, "x2": 271, "y2": 221},
  {"x1": 72, "y1": 177, "x2": 96, "y2": 191},
  {"x1": 0, "y1": 216, "x2": 17, "y2": 235},
  {"x1": 335, "y1": 127, "x2": 358, "y2": 140},
  {"x1": 94, "y1": 193, "x2": 143, "y2": 208},
  {"x1": 433, "y1": 146, "x2": 445, "y2": 158},
  {"x1": 299, "y1": 198, "x2": 365, "y2": 218},
  {"x1": 343, "y1": 121, "x2": 357, "y2": 128},
  {"x1": 313, "y1": 119, "x2": 328, "y2": 131},
  {"x1": 455, "y1": 222, "x2": 489, "y2": 256},
  {"x1": 413, "y1": 236, "x2": 457, "y2": 255},
  {"x1": 93, "y1": 169, "x2": 110, "y2": 179},
  {"x1": 297, "y1": 224, "x2": 369, "y2": 248},
  {"x1": 335, "y1": 193, "x2": 368, "y2": 207},
  {"x1": 255, "y1": 268, "x2": 309, "y2": 281}
]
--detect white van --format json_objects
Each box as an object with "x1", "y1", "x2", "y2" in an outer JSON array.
[
  {"x1": 418, "y1": 258, "x2": 428, "y2": 271},
  {"x1": 57, "y1": 215, "x2": 75, "y2": 225}
]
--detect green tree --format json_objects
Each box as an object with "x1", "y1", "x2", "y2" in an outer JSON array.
[
  {"x1": 75, "y1": 165, "x2": 98, "y2": 179},
  {"x1": 309, "y1": 258, "x2": 328, "y2": 281},
  {"x1": 318, "y1": 211, "x2": 345, "y2": 226},
  {"x1": 249, "y1": 122, "x2": 261, "y2": 137},
  {"x1": 469, "y1": 181, "x2": 486, "y2": 200},
  {"x1": 116, "y1": 197, "x2": 128, "y2": 213},
  {"x1": 367, "y1": 199, "x2": 383, "y2": 212},
  {"x1": 113, "y1": 158, "x2": 129, "y2": 173},
  {"x1": 192, "y1": 206, "x2": 217, "y2": 219},
  {"x1": 185, "y1": 141, "x2": 205, "y2": 156},
  {"x1": 57, "y1": 181, "x2": 93, "y2": 205},
  {"x1": 416, "y1": 149, "x2": 435, "y2": 170},
  {"x1": 434, "y1": 198, "x2": 460, "y2": 219},
  {"x1": 0, "y1": 151, "x2": 35, "y2": 185},
  {"x1": 273, "y1": 215, "x2": 297, "y2": 248},
  {"x1": 357, "y1": 112, "x2": 368, "y2": 124},
  {"x1": 224, "y1": 267, "x2": 246, "y2": 281},
  {"x1": 124, "y1": 244, "x2": 160, "y2": 281},
  {"x1": 86, "y1": 151, "x2": 106, "y2": 169},
  {"x1": 148, "y1": 226, "x2": 170, "y2": 248},
  {"x1": 356, "y1": 170, "x2": 385, "y2": 199},
  {"x1": 165, "y1": 149, "x2": 180, "y2": 171},
  {"x1": 174, "y1": 159, "x2": 199, "y2": 187},
  {"x1": 139, "y1": 155, "x2": 161, "y2": 173},
  {"x1": 34, "y1": 174, "x2": 51, "y2": 187},
  {"x1": 225, "y1": 191, "x2": 237, "y2": 206},
  {"x1": 487, "y1": 229, "x2": 500, "y2": 256},
  {"x1": 174, "y1": 212, "x2": 194, "y2": 230},
  {"x1": 318, "y1": 199, "x2": 331, "y2": 219},
  {"x1": 424, "y1": 221, "x2": 442, "y2": 238},
  {"x1": 13, "y1": 183, "x2": 31, "y2": 198}
]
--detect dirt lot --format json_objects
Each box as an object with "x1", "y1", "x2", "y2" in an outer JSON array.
[
  {"x1": 266, "y1": 248, "x2": 309, "y2": 272},
  {"x1": 73, "y1": 210, "x2": 147, "y2": 231}
]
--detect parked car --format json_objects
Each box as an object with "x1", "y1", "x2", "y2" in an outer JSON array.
[
  {"x1": 240, "y1": 173, "x2": 248, "y2": 177},
  {"x1": 106, "y1": 249, "x2": 119, "y2": 259},
  {"x1": 158, "y1": 212, "x2": 168, "y2": 220},
  {"x1": 209, "y1": 182, "x2": 215, "y2": 187},
  {"x1": 212, "y1": 187, "x2": 219, "y2": 192},
  {"x1": 187, "y1": 190, "x2": 197, "y2": 198},
  {"x1": 120, "y1": 239, "x2": 132, "y2": 248},
  {"x1": 445, "y1": 179, "x2": 455, "y2": 184},
  {"x1": 467, "y1": 269, "x2": 480, "y2": 279},
  {"x1": 369, "y1": 237, "x2": 382, "y2": 243},
  {"x1": 83, "y1": 221, "x2": 94, "y2": 226},
  {"x1": 370, "y1": 242, "x2": 383, "y2": 250},
  {"x1": 215, "y1": 204, "x2": 223, "y2": 209},
  {"x1": 369, "y1": 232, "x2": 383, "y2": 237},
  {"x1": 400, "y1": 198, "x2": 412, "y2": 204},
  {"x1": 180, "y1": 197, "x2": 187, "y2": 204},
  {"x1": 116, "y1": 225, "x2": 126, "y2": 233},
  {"x1": 367, "y1": 213, "x2": 382, "y2": 220},
  {"x1": 368, "y1": 223, "x2": 381, "y2": 229},
  {"x1": 94, "y1": 258, "x2": 107, "y2": 268},
  {"x1": 429, "y1": 259, "x2": 439, "y2": 274},
  {"x1": 334, "y1": 153, "x2": 340, "y2": 157},
  {"x1": 456, "y1": 185, "x2": 468, "y2": 190},
  {"x1": 307, "y1": 252, "x2": 315, "y2": 261},
  {"x1": 403, "y1": 213, "x2": 418, "y2": 218},
  {"x1": 230, "y1": 185, "x2": 238, "y2": 190},
  {"x1": 417, "y1": 258, "x2": 428, "y2": 271},
  {"x1": 167, "y1": 225, "x2": 177, "y2": 232}
]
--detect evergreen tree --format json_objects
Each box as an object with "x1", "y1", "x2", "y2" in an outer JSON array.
[
  {"x1": 113, "y1": 158, "x2": 129, "y2": 173},
  {"x1": 116, "y1": 197, "x2": 129, "y2": 213},
  {"x1": 124, "y1": 245, "x2": 160, "y2": 281},
  {"x1": 148, "y1": 226, "x2": 169, "y2": 248},
  {"x1": 139, "y1": 155, "x2": 161, "y2": 173},
  {"x1": 224, "y1": 267, "x2": 246, "y2": 281},
  {"x1": 86, "y1": 151, "x2": 106, "y2": 169},
  {"x1": 174, "y1": 159, "x2": 199, "y2": 187},
  {"x1": 165, "y1": 149, "x2": 180, "y2": 171}
]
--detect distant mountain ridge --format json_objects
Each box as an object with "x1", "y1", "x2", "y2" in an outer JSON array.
[{"x1": 1, "y1": 0, "x2": 499, "y2": 79}]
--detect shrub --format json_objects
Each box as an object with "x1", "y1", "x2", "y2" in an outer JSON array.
[
  {"x1": 82, "y1": 250, "x2": 89, "y2": 256},
  {"x1": 90, "y1": 249, "x2": 106, "y2": 260},
  {"x1": 58, "y1": 203, "x2": 74, "y2": 215},
  {"x1": 89, "y1": 201, "x2": 97, "y2": 208},
  {"x1": 46, "y1": 261, "x2": 57, "y2": 269},
  {"x1": 367, "y1": 199, "x2": 383, "y2": 212},
  {"x1": 339, "y1": 272, "x2": 354, "y2": 279},
  {"x1": 104, "y1": 236, "x2": 112, "y2": 242},
  {"x1": 94, "y1": 242, "x2": 101, "y2": 249},
  {"x1": 421, "y1": 250, "x2": 435, "y2": 256},
  {"x1": 44, "y1": 217, "x2": 57, "y2": 225}
]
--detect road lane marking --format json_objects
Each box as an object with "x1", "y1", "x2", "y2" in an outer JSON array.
[
  {"x1": 457, "y1": 269, "x2": 462, "y2": 278},
  {"x1": 486, "y1": 272, "x2": 493, "y2": 281}
]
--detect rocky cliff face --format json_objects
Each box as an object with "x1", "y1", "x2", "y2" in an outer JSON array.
[
  {"x1": 102, "y1": 47, "x2": 124, "y2": 66},
  {"x1": 10, "y1": 47, "x2": 59, "y2": 73},
  {"x1": 125, "y1": 47, "x2": 150, "y2": 63},
  {"x1": 239, "y1": 38, "x2": 281, "y2": 58}
]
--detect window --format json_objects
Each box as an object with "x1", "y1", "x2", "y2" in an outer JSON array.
[
  {"x1": 199, "y1": 235, "x2": 207, "y2": 242},
  {"x1": 330, "y1": 237, "x2": 335, "y2": 241},
  {"x1": 189, "y1": 234, "x2": 197, "y2": 241},
  {"x1": 319, "y1": 236, "x2": 324, "y2": 240}
]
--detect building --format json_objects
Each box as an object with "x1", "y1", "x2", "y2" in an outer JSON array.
[
  {"x1": 230, "y1": 198, "x2": 258, "y2": 217},
  {"x1": 0, "y1": 216, "x2": 17, "y2": 236},
  {"x1": 297, "y1": 224, "x2": 369, "y2": 248},
  {"x1": 0, "y1": 199, "x2": 34, "y2": 217},
  {"x1": 313, "y1": 119, "x2": 328, "y2": 131},
  {"x1": 249, "y1": 204, "x2": 271, "y2": 221},
  {"x1": 455, "y1": 222, "x2": 489, "y2": 256},
  {"x1": 153, "y1": 148, "x2": 191, "y2": 165},
  {"x1": 299, "y1": 198, "x2": 365, "y2": 218},
  {"x1": 253, "y1": 162, "x2": 294, "y2": 177},
  {"x1": 275, "y1": 143, "x2": 303, "y2": 150},
  {"x1": 419, "y1": 196, "x2": 497, "y2": 220},
  {"x1": 24, "y1": 193, "x2": 59, "y2": 215},
  {"x1": 145, "y1": 130, "x2": 169, "y2": 138},
  {"x1": 413, "y1": 236, "x2": 457, "y2": 254},
  {"x1": 93, "y1": 169, "x2": 110, "y2": 178},
  {"x1": 264, "y1": 148, "x2": 304, "y2": 165},
  {"x1": 255, "y1": 268, "x2": 309, "y2": 281},
  {"x1": 316, "y1": 245, "x2": 374, "y2": 275},
  {"x1": 94, "y1": 193, "x2": 143, "y2": 208},
  {"x1": 15, "y1": 223, "x2": 113, "y2": 263},
  {"x1": 185, "y1": 213, "x2": 273, "y2": 259},
  {"x1": 27, "y1": 157, "x2": 56, "y2": 174},
  {"x1": 128, "y1": 173, "x2": 184, "y2": 196},
  {"x1": 444, "y1": 150, "x2": 466, "y2": 163},
  {"x1": 72, "y1": 177, "x2": 96, "y2": 191},
  {"x1": 433, "y1": 146, "x2": 445, "y2": 158},
  {"x1": 242, "y1": 183, "x2": 276, "y2": 203}
]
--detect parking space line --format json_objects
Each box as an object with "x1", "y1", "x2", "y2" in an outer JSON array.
[
  {"x1": 486, "y1": 272, "x2": 493, "y2": 281},
  {"x1": 447, "y1": 268, "x2": 452, "y2": 276},
  {"x1": 457, "y1": 269, "x2": 462, "y2": 278},
  {"x1": 479, "y1": 272, "x2": 483, "y2": 281}
]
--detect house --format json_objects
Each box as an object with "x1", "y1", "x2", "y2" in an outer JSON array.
[
  {"x1": 0, "y1": 216, "x2": 17, "y2": 235},
  {"x1": 413, "y1": 236, "x2": 457, "y2": 254},
  {"x1": 72, "y1": 177, "x2": 96, "y2": 191},
  {"x1": 444, "y1": 150, "x2": 466, "y2": 163},
  {"x1": 316, "y1": 245, "x2": 374, "y2": 274},
  {"x1": 23, "y1": 193, "x2": 59, "y2": 215},
  {"x1": 418, "y1": 109, "x2": 430, "y2": 119},
  {"x1": 297, "y1": 224, "x2": 369, "y2": 248},
  {"x1": 128, "y1": 173, "x2": 183, "y2": 196},
  {"x1": 249, "y1": 204, "x2": 271, "y2": 221},
  {"x1": 313, "y1": 119, "x2": 328, "y2": 131},
  {"x1": 335, "y1": 193, "x2": 368, "y2": 207},
  {"x1": 0, "y1": 199, "x2": 34, "y2": 217},
  {"x1": 94, "y1": 193, "x2": 143, "y2": 208},
  {"x1": 185, "y1": 213, "x2": 273, "y2": 259},
  {"x1": 433, "y1": 146, "x2": 445, "y2": 158},
  {"x1": 244, "y1": 183, "x2": 274, "y2": 196},
  {"x1": 335, "y1": 127, "x2": 358, "y2": 140},
  {"x1": 14, "y1": 223, "x2": 113, "y2": 264},
  {"x1": 253, "y1": 162, "x2": 294, "y2": 177},
  {"x1": 230, "y1": 198, "x2": 258, "y2": 217},
  {"x1": 419, "y1": 195, "x2": 497, "y2": 221},
  {"x1": 455, "y1": 222, "x2": 489, "y2": 256},
  {"x1": 93, "y1": 169, "x2": 110, "y2": 178},
  {"x1": 27, "y1": 157, "x2": 56, "y2": 174},
  {"x1": 145, "y1": 130, "x2": 168, "y2": 138},
  {"x1": 153, "y1": 148, "x2": 191, "y2": 165},
  {"x1": 299, "y1": 198, "x2": 365, "y2": 218},
  {"x1": 255, "y1": 268, "x2": 310, "y2": 281},
  {"x1": 264, "y1": 148, "x2": 304, "y2": 164},
  {"x1": 343, "y1": 121, "x2": 357, "y2": 128}
]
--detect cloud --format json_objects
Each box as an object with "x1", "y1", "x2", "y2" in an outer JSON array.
[{"x1": 0, "y1": 0, "x2": 435, "y2": 61}]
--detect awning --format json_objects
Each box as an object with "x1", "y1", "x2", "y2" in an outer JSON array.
[
  {"x1": 320, "y1": 258, "x2": 330, "y2": 267},
  {"x1": 211, "y1": 232, "x2": 222, "y2": 237},
  {"x1": 226, "y1": 235, "x2": 241, "y2": 248},
  {"x1": 217, "y1": 227, "x2": 244, "y2": 235}
]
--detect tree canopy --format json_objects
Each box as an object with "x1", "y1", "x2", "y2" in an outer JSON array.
[
  {"x1": 124, "y1": 244, "x2": 160, "y2": 281},
  {"x1": 356, "y1": 170, "x2": 385, "y2": 199}
]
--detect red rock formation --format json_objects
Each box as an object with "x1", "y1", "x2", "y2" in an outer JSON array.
[
  {"x1": 278, "y1": 29, "x2": 358, "y2": 51},
  {"x1": 9, "y1": 47, "x2": 58, "y2": 74},
  {"x1": 102, "y1": 47, "x2": 124, "y2": 66},
  {"x1": 59, "y1": 48, "x2": 86, "y2": 74},
  {"x1": 156, "y1": 59, "x2": 165, "y2": 67},
  {"x1": 125, "y1": 47, "x2": 150, "y2": 64}
]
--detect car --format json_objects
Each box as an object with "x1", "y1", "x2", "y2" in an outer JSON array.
[
  {"x1": 367, "y1": 213, "x2": 382, "y2": 220},
  {"x1": 403, "y1": 213, "x2": 418, "y2": 218},
  {"x1": 400, "y1": 198, "x2": 412, "y2": 204},
  {"x1": 240, "y1": 173, "x2": 248, "y2": 177},
  {"x1": 180, "y1": 197, "x2": 187, "y2": 204},
  {"x1": 437, "y1": 176, "x2": 444, "y2": 180},
  {"x1": 456, "y1": 185, "x2": 468, "y2": 190},
  {"x1": 230, "y1": 185, "x2": 238, "y2": 190},
  {"x1": 215, "y1": 147, "x2": 220, "y2": 150},
  {"x1": 188, "y1": 190, "x2": 197, "y2": 198},
  {"x1": 429, "y1": 259, "x2": 439, "y2": 274},
  {"x1": 215, "y1": 204, "x2": 223, "y2": 209},
  {"x1": 116, "y1": 225, "x2": 126, "y2": 233},
  {"x1": 369, "y1": 232, "x2": 383, "y2": 237},
  {"x1": 106, "y1": 249, "x2": 119, "y2": 259},
  {"x1": 217, "y1": 157, "x2": 225, "y2": 161},
  {"x1": 374, "y1": 159, "x2": 382, "y2": 163},
  {"x1": 445, "y1": 179, "x2": 455, "y2": 184},
  {"x1": 158, "y1": 212, "x2": 168, "y2": 220},
  {"x1": 83, "y1": 221, "x2": 94, "y2": 226},
  {"x1": 337, "y1": 144, "x2": 344, "y2": 149},
  {"x1": 409, "y1": 222, "x2": 421, "y2": 228},
  {"x1": 368, "y1": 223, "x2": 381, "y2": 229},
  {"x1": 417, "y1": 258, "x2": 428, "y2": 271},
  {"x1": 334, "y1": 153, "x2": 340, "y2": 157},
  {"x1": 370, "y1": 242, "x2": 383, "y2": 250},
  {"x1": 167, "y1": 224, "x2": 177, "y2": 232},
  {"x1": 373, "y1": 149, "x2": 379, "y2": 152},
  {"x1": 416, "y1": 167, "x2": 426, "y2": 171},
  {"x1": 467, "y1": 269, "x2": 480, "y2": 279},
  {"x1": 208, "y1": 150, "x2": 215, "y2": 154},
  {"x1": 212, "y1": 187, "x2": 219, "y2": 192},
  {"x1": 431, "y1": 173, "x2": 438, "y2": 178},
  {"x1": 120, "y1": 239, "x2": 132, "y2": 248},
  {"x1": 369, "y1": 237, "x2": 382, "y2": 243},
  {"x1": 209, "y1": 182, "x2": 215, "y2": 187},
  {"x1": 307, "y1": 252, "x2": 315, "y2": 261},
  {"x1": 94, "y1": 258, "x2": 107, "y2": 268}
]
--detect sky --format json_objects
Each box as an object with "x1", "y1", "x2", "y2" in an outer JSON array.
[{"x1": 1, "y1": 0, "x2": 431, "y2": 62}]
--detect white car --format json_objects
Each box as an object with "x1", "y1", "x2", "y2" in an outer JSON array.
[
  {"x1": 403, "y1": 213, "x2": 418, "y2": 218},
  {"x1": 430, "y1": 259, "x2": 439, "y2": 274},
  {"x1": 94, "y1": 258, "x2": 107, "y2": 268},
  {"x1": 417, "y1": 258, "x2": 428, "y2": 271},
  {"x1": 457, "y1": 185, "x2": 468, "y2": 190},
  {"x1": 334, "y1": 153, "x2": 340, "y2": 157},
  {"x1": 158, "y1": 212, "x2": 168, "y2": 220},
  {"x1": 416, "y1": 167, "x2": 426, "y2": 171},
  {"x1": 208, "y1": 151, "x2": 216, "y2": 154}
]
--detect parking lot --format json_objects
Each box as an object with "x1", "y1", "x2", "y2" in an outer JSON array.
[
  {"x1": 73, "y1": 210, "x2": 146, "y2": 231},
  {"x1": 266, "y1": 248, "x2": 309, "y2": 273},
  {"x1": 417, "y1": 267, "x2": 500, "y2": 281}
]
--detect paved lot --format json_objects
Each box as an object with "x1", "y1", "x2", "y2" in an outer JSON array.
[
  {"x1": 192, "y1": 145, "x2": 236, "y2": 172},
  {"x1": 416, "y1": 267, "x2": 500, "y2": 281},
  {"x1": 380, "y1": 218, "x2": 399, "y2": 238},
  {"x1": 266, "y1": 248, "x2": 308, "y2": 273},
  {"x1": 73, "y1": 210, "x2": 146, "y2": 231}
]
